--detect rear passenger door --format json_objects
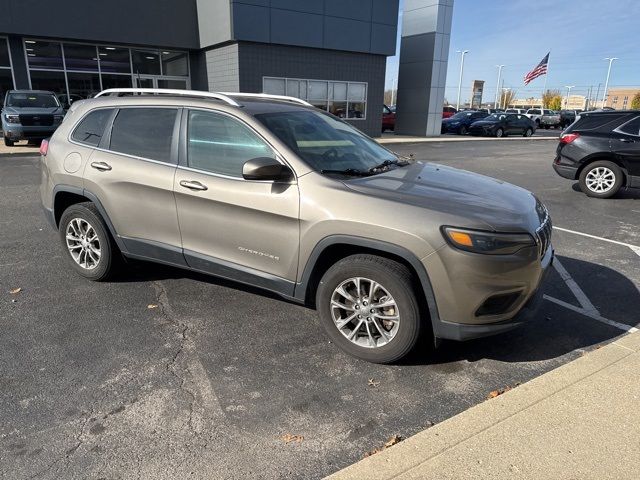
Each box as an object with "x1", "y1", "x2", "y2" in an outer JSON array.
[
  {"x1": 612, "y1": 115, "x2": 640, "y2": 178},
  {"x1": 173, "y1": 109, "x2": 300, "y2": 294},
  {"x1": 82, "y1": 106, "x2": 184, "y2": 264}
]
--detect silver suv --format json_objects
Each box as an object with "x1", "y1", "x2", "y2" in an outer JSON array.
[
  {"x1": 40, "y1": 88, "x2": 554, "y2": 363},
  {"x1": 2, "y1": 90, "x2": 65, "y2": 146}
]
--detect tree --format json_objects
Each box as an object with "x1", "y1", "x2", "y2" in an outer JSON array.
[
  {"x1": 383, "y1": 89, "x2": 393, "y2": 106},
  {"x1": 542, "y1": 90, "x2": 562, "y2": 110},
  {"x1": 499, "y1": 89, "x2": 517, "y2": 108},
  {"x1": 631, "y1": 92, "x2": 640, "y2": 110}
]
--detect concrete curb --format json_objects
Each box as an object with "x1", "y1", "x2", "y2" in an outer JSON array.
[{"x1": 326, "y1": 331, "x2": 640, "y2": 479}]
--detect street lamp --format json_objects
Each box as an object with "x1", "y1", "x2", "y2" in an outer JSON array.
[
  {"x1": 501, "y1": 88, "x2": 510, "y2": 109},
  {"x1": 494, "y1": 65, "x2": 504, "y2": 109},
  {"x1": 564, "y1": 85, "x2": 575, "y2": 109},
  {"x1": 601, "y1": 57, "x2": 618, "y2": 108},
  {"x1": 456, "y1": 50, "x2": 469, "y2": 111}
]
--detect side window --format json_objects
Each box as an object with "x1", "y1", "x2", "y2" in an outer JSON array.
[
  {"x1": 71, "y1": 108, "x2": 114, "y2": 147},
  {"x1": 109, "y1": 108, "x2": 177, "y2": 163},
  {"x1": 187, "y1": 110, "x2": 274, "y2": 178},
  {"x1": 618, "y1": 117, "x2": 640, "y2": 136}
]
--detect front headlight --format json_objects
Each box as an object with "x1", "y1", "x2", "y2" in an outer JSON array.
[
  {"x1": 442, "y1": 227, "x2": 535, "y2": 255},
  {"x1": 5, "y1": 114, "x2": 20, "y2": 124}
]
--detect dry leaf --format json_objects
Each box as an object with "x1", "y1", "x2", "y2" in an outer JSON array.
[
  {"x1": 9, "y1": 288, "x2": 22, "y2": 295},
  {"x1": 367, "y1": 378, "x2": 380, "y2": 387},
  {"x1": 364, "y1": 435, "x2": 403, "y2": 457},
  {"x1": 281, "y1": 433, "x2": 304, "y2": 444},
  {"x1": 147, "y1": 304, "x2": 158, "y2": 309},
  {"x1": 487, "y1": 385, "x2": 514, "y2": 399}
]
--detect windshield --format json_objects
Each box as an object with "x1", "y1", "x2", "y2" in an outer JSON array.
[
  {"x1": 255, "y1": 110, "x2": 397, "y2": 172},
  {"x1": 450, "y1": 111, "x2": 473, "y2": 120},
  {"x1": 6, "y1": 92, "x2": 59, "y2": 108},
  {"x1": 487, "y1": 114, "x2": 507, "y2": 120}
]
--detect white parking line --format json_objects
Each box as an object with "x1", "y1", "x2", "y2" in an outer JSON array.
[
  {"x1": 551, "y1": 258, "x2": 599, "y2": 315},
  {"x1": 553, "y1": 226, "x2": 640, "y2": 257},
  {"x1": 544, "y1": 295, "x2": 638, "y2": 333}
]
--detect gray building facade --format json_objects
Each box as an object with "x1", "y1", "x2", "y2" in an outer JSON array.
[{"x1": 0, "y1": 0, "x2": 399, "y2": 136}]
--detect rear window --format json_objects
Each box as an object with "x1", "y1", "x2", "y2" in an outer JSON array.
[
  {"x1": 71, "y1": 108, "x2": 113, "y2": 147},
  {"x1": 617, "y1": 116, "x2": 640, "y2": 136},
  {"x1": 109, "y1": 108, "x2": 177, "y2": 163},
  {"x1": 572, "y1": 114, "x2": 629, "y2": 132}
]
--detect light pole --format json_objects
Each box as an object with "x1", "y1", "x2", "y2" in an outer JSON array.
[
  {"x1": 501, "y1": 88, "x2": 509, "y2": 109},
  {"x1": 456, "y1": 50, "x2": 469, "y2": 111},
  {"x1": 390, "y1": 76, "x2": 397, "y2": 107},
  {"x1": 494, "y1": 65, "x2": 504, "y2": 109},
  {"x1": 601, "y1": 57, "x2": 618, "y2": 108},
  {"x1": 564, "y1": 85, "x2": 575, "y2": 109}
]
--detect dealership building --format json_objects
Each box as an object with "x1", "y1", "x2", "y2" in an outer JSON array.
[{"x1": 0, "y1": 0, "x2": 401, "y2": 136}]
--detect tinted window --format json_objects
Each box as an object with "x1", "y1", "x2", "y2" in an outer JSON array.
[
  {"x1": 71, "y1": 109, "x2": 113, "y2": 147},
  {"x1": 187, "y1": 110, "x2": 274, "y2": 177},
  {"x1": 573, "y1": 114, "x2": 628, "y2": 131},
  {"x1": 618, "y1": 116, "x2": 640, "y2": 136},
  {"x1": 110, "y1": 108, "x2": 177, "y2": 163}
]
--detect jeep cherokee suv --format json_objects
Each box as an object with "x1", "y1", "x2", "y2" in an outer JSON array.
[{"x1": 40, "y1": 88, "x2": 553, "y2": 364}]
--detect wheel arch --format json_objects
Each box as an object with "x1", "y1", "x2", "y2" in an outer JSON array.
[
  {"x1": 295, "y1": 236, "x2": 440, "y2": 332},
  {"x1": 575, "y1": 155, "x2": 628, "y2": 184}
]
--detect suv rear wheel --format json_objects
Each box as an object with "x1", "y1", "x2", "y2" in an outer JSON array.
[
  {"x1": 579, "y1": 160, "x2": 623, "y2": 198},
  {"x1": 316, "y1": 254, "x2": 425, "y2": 364},
  {"x1": 4, "y1": 136, "x2": 14, "y2": 147},
  {"x1": 59, "y1": 202, "x2": 120, "y2": 281}
]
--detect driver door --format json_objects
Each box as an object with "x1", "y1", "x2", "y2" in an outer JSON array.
[{"x1": 174, "y1": 109, "x2": 300, "y2": 293}]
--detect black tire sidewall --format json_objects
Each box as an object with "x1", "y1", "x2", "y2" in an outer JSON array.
[
  {"x1": 495, "y1": 128, "x2": 503, "y2": 137},
  {"x1": 59, "y1": 204, "x2": 115, "y2": 281},
  {"x1": 524, "y1": 128, "x2": 532, "y2": 137},
  {"x1": 459, "y1": 126, "x2": 467, "y2": 135},
  {"x1": 316, "y1": 256, "x2": 423, "y2": 364},
  {"x1": 578, "y1": 161, "x2": 623, "y2": 199}
]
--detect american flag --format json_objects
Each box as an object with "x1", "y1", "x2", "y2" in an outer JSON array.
[{"x1": 524, "y1": 53, "x2": 549, "y2": 85}]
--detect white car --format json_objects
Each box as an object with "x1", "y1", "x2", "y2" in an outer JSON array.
[
  {"x1": 525, "y1": 109, "x2": 561, "y2": 129},
  {"x1": 505, "y1": 108, "x2": 527, "y2": 114}
]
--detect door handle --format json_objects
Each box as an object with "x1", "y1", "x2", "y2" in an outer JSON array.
[
  {"x1": 179, "y1": 180, "x2": 208, "y2": 191},
  {"x1": 618, "y1": 138, "x2": 635, "y2": 143},
  {"x1": 91, "y1": 161, "x2": 112, "y2": 171}
]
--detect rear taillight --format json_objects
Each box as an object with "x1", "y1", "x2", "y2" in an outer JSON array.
[
  {"x1": 559, "y1": 133, "x2": 580, "y2": 144},
  {"x1": 39, "y1": 139, "x2": 49, "y2": 156}
]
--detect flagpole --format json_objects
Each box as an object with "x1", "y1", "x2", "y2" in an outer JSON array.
[{"x1": 542, "y1": 52, "x2": 550, "y2": 109}]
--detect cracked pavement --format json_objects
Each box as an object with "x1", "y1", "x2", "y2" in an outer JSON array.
[{"x1": 1, "y1": 141, "x2": 639, "y2": 479}]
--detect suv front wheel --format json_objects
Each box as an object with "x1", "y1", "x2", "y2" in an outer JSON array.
[
  {"x1": 578, "y1": 160, "x2": 623, "y2": 199},
  {"x1": 59, "y1": 202, "x2": 120, "y2": 281},
  {"x1": 316, "y1": 254, "x2": 425, "y2": 364}
]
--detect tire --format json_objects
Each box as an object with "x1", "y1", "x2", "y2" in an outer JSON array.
[
  {"x1": 59, "y1": 202, "x2": 121, "y2": 281},
  {"x1": 4, "y1": 136, "x2": 14, "y2": 147},
  {"x1": 578, "y1": 161, "x2": 623, "y2": 199},
  {"x1": 459, "y1": 125, "x2": 467, "y2": 135},
  {"x1": 316, "y1": 254, "x2": 426, "y2": 364},
  {"x1": 523, "y1": 128, "x2": 533, "y2": 137},
  {"x1": 495, "y1": 128, "x2": 504, "y2": 138}
]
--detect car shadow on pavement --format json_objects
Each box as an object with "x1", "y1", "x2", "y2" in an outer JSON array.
[
  {"x1": 571, "y1": 182, "x2": 640, "y2": 199},
  {"x1": 406, "y1": 255, "x2": 639, "y2": 366}
]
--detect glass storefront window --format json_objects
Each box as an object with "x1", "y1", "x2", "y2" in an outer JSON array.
[
  {"x1": 329, "y1": 101, "x2": 347, "y2": 118},
  {"x1": 264, "y1": 78, "x2": 285, "y2": 96},
  {"x1": 26, "y1": 40, "x2": 63, "y2": 69},
  {"x1": 161, "y1": 51, "x2": 188, "y2": 76},
  {"x1": 97, "y1": 46, "x2": 131, "y2": 73},
  {"x1": 132, "y1": 50, "x2": 160, "y2": 75},
  {"x1": 66, "y1": 72, "x2": 101, "y2": 100},
  {"x1": 348, "y1": 83, "x2": 366, "y2": 102},
  {"x1": 63, "y1": 44, "x2": 98, "y2": 71},
  {"x1": 0, "y1": 69, "x2": 14, "y2": 103},
  {"x1": 0, "y1": 38, "x2": 10, "y2": 67},
  {"x1": 29, "y1": 70, "x2": 67, "y2": 96},
  {"x1": 308, "y1": 81, "x2": 328, "y2": 101},
  {"x1": 157, "y1": 79, "x2": 188, "y2": 89},
  {"x1": 101, "y1": 74, "x2": 132, "y2": 90}
]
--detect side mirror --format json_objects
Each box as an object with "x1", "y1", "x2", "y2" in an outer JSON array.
[{"x1": 242, "y1": 157, "x2": 293, "y2": 182}]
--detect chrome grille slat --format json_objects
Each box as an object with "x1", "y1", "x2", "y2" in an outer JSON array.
[{"x1": 535, "y1": 214, "x2": 552, "y2": 258}]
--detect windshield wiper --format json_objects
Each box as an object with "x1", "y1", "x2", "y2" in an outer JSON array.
[
  {"x1": 368, "y1": 158, "x2": 409, "y2": 173},
  {"x1": 319, "y1": 168, "x2": 370, "y2": 177}
]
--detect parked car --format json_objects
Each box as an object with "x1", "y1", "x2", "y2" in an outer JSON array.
[
  {"x1": 441, "y1": 110, "x2": 489, "y2": 134},
  {"x1": 382, "y1": 104, "x2": 396, "y2": 132},
  {"x1": 442, "y1": 106, "x2": 457, "y2": 119},
  {"x1": 478, "y1": 108, "x2": 505, "y2": 114},
  {"x1": 525, "y1": 108, "x2": 561, "y2": 129},
  {"x1": 2, "y1": 90, "x2": 65, "y2": 146},
  {"x1": 559, "y1": 110, "x2": 579, "y2": 129},
  {"x1": 40, "y1": 88, "x2": 553, "y2": 364},
  {"x1": 469, "y1": 113, "x2": 536, "y2": 137},
  {"x1": 553, "y1": 110, "x2": 640, "y2": 198},
  {"x1": 505, "y1": 108, "x2": 527, "y2": 115}
]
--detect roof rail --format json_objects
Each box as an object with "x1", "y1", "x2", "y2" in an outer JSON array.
[
  {"x1": 94, "y1": 88, "x2": 241, "y2": 107},
  {"x1": 218, "y1": 92, "x2": 313, "y2": 107}
]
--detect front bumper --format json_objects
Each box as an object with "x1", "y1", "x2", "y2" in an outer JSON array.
[
  {"x1": 429, "y1": 244, "x2": 554, "y2": 341},
  {"x1": 2, "y1": 124, "x2": 58, "y2": 140}
]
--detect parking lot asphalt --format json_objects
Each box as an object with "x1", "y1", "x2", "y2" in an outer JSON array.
[{"x1": 1, "y1": 140, "x2": 639, "y2": 479}]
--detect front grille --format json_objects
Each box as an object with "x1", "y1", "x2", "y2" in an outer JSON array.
[
  {"x1": 19, "y1": 114, "x2": 54, "y2": 127},
  {"x1": 535, "y1": 214, "x2": 552, "y2": 258}
]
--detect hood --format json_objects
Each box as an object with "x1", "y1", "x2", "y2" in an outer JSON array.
[
  {"x1": 471, "y1": 119, "x2": 499, "y2": 127},
  {"x1": 343, "y1": 162, "x2": 545, "y2": 232},
  {"x1": 3, "y1": 106, "x2": 62, "y2": 115}
]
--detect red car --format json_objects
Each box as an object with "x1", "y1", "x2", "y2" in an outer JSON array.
[
  {"x1": 443, "y1": 106, "x2": 457, "y2": 119},
  {"x1": 382, "y1": 104, "x2": 396, "y2": 132}
]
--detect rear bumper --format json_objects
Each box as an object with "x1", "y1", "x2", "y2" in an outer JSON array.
[
  {"x1": 432, "y1": 246, "x2": 554, "y2": 341},
  {"x1": 553, "y1": 162, "x2": 578, "y2": 180}
]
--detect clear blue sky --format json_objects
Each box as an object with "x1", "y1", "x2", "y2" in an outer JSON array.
[{"x1": 385, "y1": 0, "x2": 640, "y2": 103}]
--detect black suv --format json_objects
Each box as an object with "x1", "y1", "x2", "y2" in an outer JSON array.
[{"x1": 553, "y1": 110, "x2": 640, "y2": 198}]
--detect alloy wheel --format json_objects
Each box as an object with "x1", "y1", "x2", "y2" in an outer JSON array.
[
  {"x1": 330, "y1": 277, "x2": 400, "y2": 348},
  {"x1": 585, "y1": 167, "x2": 615, "y2": 194},
  {"x1": 65, "y1": 218, "x2": 101, "y2": 270}
]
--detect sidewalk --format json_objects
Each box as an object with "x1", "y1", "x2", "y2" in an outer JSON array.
[{"x1": 327, "y1": 332, "x2": 640, "y2": 480}]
